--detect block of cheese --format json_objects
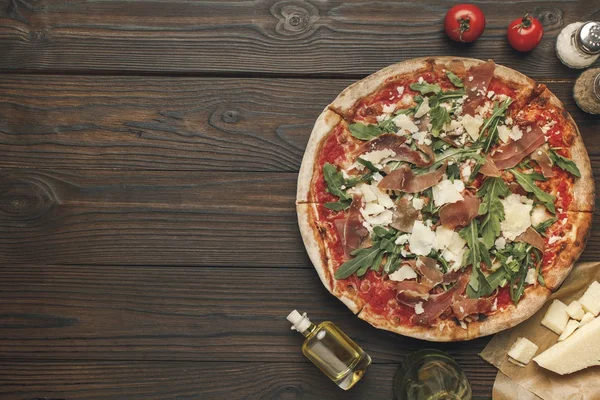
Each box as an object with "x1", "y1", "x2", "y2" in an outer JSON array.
[
  {"x1": 565, "y1": 300, "x2": 585, "y2": 320},
  {"x1": 507, "y1": 337, "x2": 539, "y2": 365},
  {"x1": 578, "y1": 280, "x2": 600, "y2": 316},
  {"x1": 557, "y1": 319, "x2": 580, "y2": 341},
  {"x1": 541, "y1": 300, "x2": 569, "y2": 334},
  {"x1": 534, "y1": 315, "x2": 600, "y2": 375},
  {"x1": 579, "y1": 312, "x2": 594, "y2": 326}
]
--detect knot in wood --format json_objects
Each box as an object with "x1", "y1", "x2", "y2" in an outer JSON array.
[
  {"x1": 0, "y1": 176, "x2": 56, "y2": 220},
  {"x1": 221, "y1": 110, "x2": 240, "y2": 123},
  {"x1": 531, "y1": 7, "x2": 563, "y2": 30},
  {"x1": 271, "y1": 0, "x2": 319, "y2": 37}
]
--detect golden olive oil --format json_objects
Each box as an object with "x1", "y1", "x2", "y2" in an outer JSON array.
[{"x1": 287, "y1": 310, "x2": 371, "y2": 390}]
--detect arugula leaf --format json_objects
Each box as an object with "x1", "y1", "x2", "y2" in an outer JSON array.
[
  {"x1": 344, "y1": 172, "x2": 373, "y2": 188},
  {"x1": 324, "y1": 200, "x2": 352, "y2": 211},
  {"x1": 485, "y1": 267, "x2": 509, "y2": 292},
  {"x1": 480, "y1": 98, "x2": 513, "y2": 153},
  {"x1": 460, "y1": 220, "x2": 493, "y2": 298},
  {"x1": 549, "y1": 149, "x2": 581, "y2": 177},
  {"x1": 372, "y1": 226, "x2": 395, "y2": 239},
  {"x1": 429, "y1": 105, "x2": 450, "y2": 137},
  {"x1": 383, "y1": 252, "x2": 401, "y2": 273},
  {"x1": 477, "y1": 177, "x2": 510, "y2": 249},
  {"x1": 447, "y1": 163, "x2": 460, "y2": 181},
  {"x1": 534, "y1": 217, "x2": 558, "y2": 235},
  {"x1": 409, "y1": 82, "x2": 442, "y2": 95},
  {"x1": 349, "y1": 123, "x2": 384, "y2": 141},
  {"x1": 357, "y1": 157, "x2": 380, "y2": 172},
  {"x1": 418, "y1": 146, "x2": 482, "y2": 173},
  {"x1": 446, "y1": 71, "x2": 464, "y2": 88},
  {"x1": 335, "y1": 246, "x2": 382, "y2": 279},
  {"x1": 323, "y1": 163, "x2": 350, "y2": 201},
  {"x1": 510, "y1": 169, "x2": 556, "y2": 213}
]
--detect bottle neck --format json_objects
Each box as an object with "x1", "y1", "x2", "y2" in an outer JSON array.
[{"x1": 301, "y1": 322, "x2": 317, "y2": 338}]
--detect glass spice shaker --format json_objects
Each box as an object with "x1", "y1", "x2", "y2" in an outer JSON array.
[
  {"x1": 556, "y1": 21, "x2": 600, "y2": 69},
  {"x1": 574, "y1": 68, "x2": 600, "y2": 114}
]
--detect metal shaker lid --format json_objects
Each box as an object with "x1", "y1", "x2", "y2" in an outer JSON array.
[{"x1": 576, "y1": 21, "x2": 600, "y2": 55}]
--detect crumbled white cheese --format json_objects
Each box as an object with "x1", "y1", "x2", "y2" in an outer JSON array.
[
  {"x1": 397, "y1": 86, "x2": 405, "y2": 95},
  {"x1": 359, "y1": 149, "x2": 396, "y2": 165},
  {"x1": 376, "y1": 114, "x2": 387, "y2": 122},
  {"x1": 418, "y1": 76, "x2": 424, "y2": 84},
  {"x1": 491, "y1": 298, "x2": 498, "y2": 311},
  {"x1": 371, "y1": 172, "x2": 383, "y2": 182},
  {"x1": 548, "y1": 235, "x2": 562, "y2": 245},
  {"x1": 414, "y1": 97, "x2": 430, "y2": 119},
  {"x1": 525, "y1": 268, "x2": 537, "y2": 285},
  {"x1": 363, "y1": 202, "x2": 385, "y2": 216},
  {"x1": 434, "y1": 226, "x2": 467, "y2": 270},
  {"x1": 368, "y1": 209, "x2": 394, "y2": 226},
  {"x1": 510, "y1": 125, "x2": 523, "y2": 141},
  {"x1": 531, "y1": 205, "x2": 552, "y2": 226},
  {"x1": 468, "y1": 76, "x2": 474, "y2": 82},
  {"x1": 487, "y1": 90, "x2": 495, "y2": 99},
  {"x1": 498, "y1": 125, "x2": 511, "y2": 143},
  {"x1": 494, "y1": 236, "x2": 507, "y2": 250},
  {"x1": 461, "y1": 164, "x2": 472, "y2": 181},
  {"x1": 443, "y1": 119, "x2": 462, "y2": 133},
  {"x1": 460, "y1": 114, "x2": 484, "y2": 141},
  {"x1": 412, "y1": 131, "x2": 429, "y2": 145},
  {"x1": 357, "y1": 183, "x2": 378, "y2": 203},
  {"x1": 412, "y1": 197, "x2": 425, "y2": 211},
  {"x1": 408, "y1": 220, "x2": 436, "y2": 256},
  {"x1": 388, "y1": 265, "x2": 417, "y2": 282},
  {"x1": 432, "y1": 178, "x2": 465, "y2": 207},
  {"x1": 393, "y1": 113, "x2": 419, "y2": 133},
  {"x1": 414, "y1": 302, "x2": 425, "y2": 315},
  {"x1": 382, "y1": 103, "x2": 396, "y2": 114},
  {"x1": 500, "y1": 194, "x2": 533, "y2": 240},
  {"x1": 395, "y1": 234, "x2": 410, "y2": 245},
  {"x1": 505, "y1": 116, "x2": 513, "y2": 125}
]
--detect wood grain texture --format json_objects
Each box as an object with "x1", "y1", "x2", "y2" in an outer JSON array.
[
  {"x1": 0, "y1": 0, "x2": 597, "y2": 78},
  {"x1": 2, "y1": 169, "x2": 600, "y2": 266},
  {"x1": 0, "y1": 361, "x2": 494, "y2": 400},
  {"x1": 0, "y1": 265, "x2": 495, "y2": 399},
  {"x1": 0, "y1": 75, "x2": 599, "y2": 171}
]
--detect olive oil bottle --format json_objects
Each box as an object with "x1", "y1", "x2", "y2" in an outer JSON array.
[{"x1": 287, "y1": 310, "x2": 371, "y2": 390}]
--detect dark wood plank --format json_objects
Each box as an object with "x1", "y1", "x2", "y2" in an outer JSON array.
[
  {"x1": 0, "y1": 264, "x2": 495, "y2": 399},
  {"x1": 0, "y1": 0, "x2": 597, "y2": 78},
  {"x1": 0, "y1": 75, "x2": 599, "y2": 171},
  {"x1": 2, "y1": 169, "x2": 600, "y2": 266},
  {"x1": 0, "y1": 361, "x2": 493, "y2": 400}
]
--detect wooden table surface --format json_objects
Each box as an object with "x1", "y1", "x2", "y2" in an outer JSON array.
[{"x1": 1, "y1": 1, "x2": 599, "y2": 399}]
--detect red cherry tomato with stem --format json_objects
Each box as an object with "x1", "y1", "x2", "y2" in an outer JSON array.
[
  {"x1": 507, "y1": 13, "x2": 543, "y2": 52},
  {"x1": 444, "y1": 4, "x2": 486, "y2": 43}
]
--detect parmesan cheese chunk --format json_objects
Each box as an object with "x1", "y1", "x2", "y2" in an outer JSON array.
[
  {"x1": 388, "y1": 265, "x2": 417, "y2": 282},
  {"x1": 566, "y1": 300, "x2": 585, "y2": 321},
  {"x1": 432, "y1": 178, "x2": 465, "y2": 207},
  {"x1": 530, "y1": 205, "x2": 552, "y2": 227},
  {"x1": 541, "y1": 300, "x2": 570, "y2": 335},
  {"x1": 357, "y1": 183, "x2": 377, "y2": 203},
  {"x1": 578, "y1": 280, "x2": 600, "y2": 316},
  {"x1": 414, "y1": 97, "x2": 430, "y2": 118},
  {"x1": 414, "y1": 302, "x2": 424, "y2": 315},
  {"x1": 359, "y1": 149, "x2": 396, "y2": 165},
  {"x1": 393, "y1": 113, "x2": 419, "y2": 133},
  {"x1": 408, "y1": 220, "x2": 436, "y2": 256},
  {"x1": 558, "y1": 319, "x2": 580, "y2": 341},
  {"x1": 580, "y1": 312, "x2": 594, "y2": 326},
  {"x1": 498, "y1": 125, "x2": 511, "y2": 143},
  {"x1": 460, "y1": 114, "x2": 484, "y2": 141},
  {"x1": 534, "y1": 316, "x2": 600, "y2": 375},
  {"x1": 500, "y1": 194, "x2": 533, "y2": 240},
  {"x1": 507, "y1": 337, "x2": 539, "y2": 365}
]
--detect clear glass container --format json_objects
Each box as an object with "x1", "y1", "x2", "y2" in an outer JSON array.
[
  {"x1": 393, "y1": 349, "x2": 472, "y2": 400},
  {"x1": 287, "y1": 310, "x2": 371, "y2": 390}
]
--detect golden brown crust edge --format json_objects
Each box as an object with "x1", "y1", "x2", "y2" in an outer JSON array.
[
  {"x1": 296, "y1": 109, "x2": 341, "y2": 203},
  {"x1": 544, "y1": 211, "x2": 593, "y2": 291},
  {"x1": 470, "y1": 285, "x2": 551, "y2": 338}
]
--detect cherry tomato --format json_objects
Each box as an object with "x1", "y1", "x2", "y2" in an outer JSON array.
[
  {"x1": 444, "y1": 4, "x2": 486, "y2": 43},
  {"x1": 507, "y1": 13, "x2": 543, "y2": 52}
]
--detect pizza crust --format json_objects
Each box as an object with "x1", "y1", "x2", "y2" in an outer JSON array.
[
  {"x1": 543, "y1": 211, "x2": 593, "y2": 291},
  {"x1": 296, "y1": 109, "x2": 342, "y2": 203},
  {"x1": 567, "y1": 120, "x2": 594, "y2": 212},
  {"x1": 470, "y1": 284, "x2": 551, "y2": 338},
  {"x1": 358, "y1": 304, "x2": 469, "y2": 341}
]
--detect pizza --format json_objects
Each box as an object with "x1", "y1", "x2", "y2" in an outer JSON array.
[{"x1": 296, "y1": 57, "x2": 594, "y2": 341}]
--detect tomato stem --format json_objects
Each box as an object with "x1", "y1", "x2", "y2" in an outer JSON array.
[
  {"x1": 457, "y1": 17, "x2": 471, "y2": 42},
  {"x1": 520, "y1": 13, "x2": 532, "y2": 29}
]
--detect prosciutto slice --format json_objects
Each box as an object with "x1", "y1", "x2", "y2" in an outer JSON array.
[
  {"x1": 516, "y1": 227, "x2": 545, "y2": 252},
  {"x1": 492, "y1": 124, "x2": 546, "y2": 170},
  {"x1": 439, "y1": 192, "x2": 480, "y2": 230},
  {"x1": 381, "y1": 143, "x2": 435, "y2": 168},
  {"x1": 394, "y1": 279, "x2": 431, "y2": 301},
  {"x1": 530, "y1": 145, "x2": 555, "y2": 178},
  {"x1": 463, "y1": 60, "x2": 496, "y2": 116},
  {"x1": 415, "y1": 256, "x2": 444, "y2": 288},
  {"x1": 390, "y1": 197, "x2": 419, "y2": 232},
  {"x1": 379, "y1": 163, "x2": 447, "y2": 193},
  {"x1": 451, "y1": 295, "x2": 497, "y2": 320},
  {"x1": 335, "y1": 196, "x2": 369, "y2": 257},
  {"x1": 479, "y1": 154, "x2": 501, "y2": 177},
  {"x1": 359, "y1": 133, "x2": 408, "y2": 154},
  {"x1": 412, "y1": 271, "x2": 471, "y2": 326}
]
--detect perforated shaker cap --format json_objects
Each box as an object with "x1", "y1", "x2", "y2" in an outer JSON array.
[
  {"x1": 576, "y1": 21, "x2": 600, "y2": 55},
  {"x1": 287, "y1": 310, "x2": 312, "y2": 333}
]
